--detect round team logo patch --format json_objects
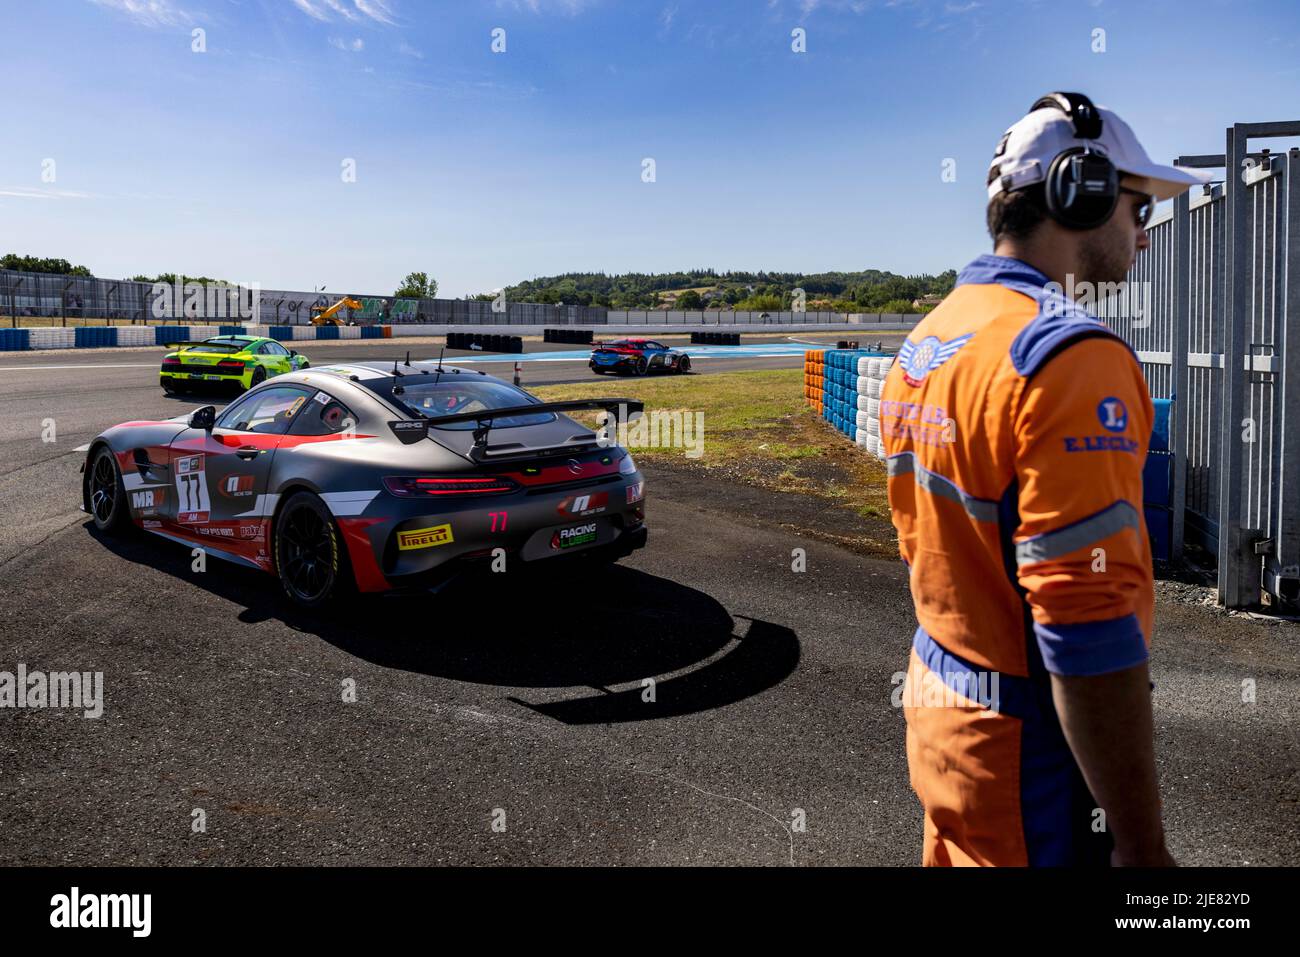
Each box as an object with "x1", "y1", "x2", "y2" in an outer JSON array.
[{"x1": 1097, "y1": 397, "x2": 1128, "y2": 432}]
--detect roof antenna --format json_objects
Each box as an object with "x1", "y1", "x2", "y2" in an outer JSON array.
[
  {"x1": 391, "y1": 355, "x2": 403, "y2": 377},
  {"x1": 436, "y1": 346, "x2": 445, "y2": 372},
  {"x1": 404, "y1": 350, "x2": 411, "y2": 366}
]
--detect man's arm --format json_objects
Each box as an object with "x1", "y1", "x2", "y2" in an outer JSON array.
[
  {"x1": 1051, "y1": 664, "x2": 1174, "y2": 866},
  {"x1": 1013, "y1": 336, "x2": 1171, "y2": 865}
]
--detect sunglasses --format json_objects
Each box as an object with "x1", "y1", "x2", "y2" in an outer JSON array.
[{"x1": 1120, "y1": 186, "x2": 1155, "y2": 228}]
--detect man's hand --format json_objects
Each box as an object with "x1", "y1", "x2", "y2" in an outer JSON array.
[{"x1": 1050, "y1": 662, "x2": 1174, "y2": 867}]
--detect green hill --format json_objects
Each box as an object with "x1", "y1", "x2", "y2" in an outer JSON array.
[{"x1": 486, "y1": 268, "x2": 956, "y2": 312}]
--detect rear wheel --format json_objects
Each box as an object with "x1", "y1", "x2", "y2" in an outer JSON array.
[
  {"x1": 274, "y1": 492, "x2": 350, "y2": 608},
  {"x1": 87, "y1": 446, "x2": 131, "y2": 534},
  {"x1": 249, "y1": 366, "x2": 267, "y2": 390},
  {"x1": 677, "y1": 356, "x2": 692, "y2": 374},
  {"x1": 161, "y1": 377, "x2": 178, "y2": 394},
  {"x1": 634, "y1": 357, "x2": 648, "y2": 376}
]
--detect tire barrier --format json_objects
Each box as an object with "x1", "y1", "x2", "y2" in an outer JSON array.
[
  {"x1": 0, "y1": 328, "x2": 31, "y2": 351},
  {"x1": 853, "y1": 355, "x2": 895, "y2": 460},
  {"x1": 803, "y1": 350, "x2": 824, "y2": 414},
  {"x1": 691, "y1": 331, "x2": 741, "y2": 345},
  {"x1": 0, "y1": 322, "x2": 400, "y2": 350},
  {"x1": 807, "y1": 348, "x2": 894, "y2": 460},
  {"x1": 544, "y1": 328, "x2": 593, "y2": 344},
  {"x1": 447, "y1": 332, "x2": 523, "y2": 353}
]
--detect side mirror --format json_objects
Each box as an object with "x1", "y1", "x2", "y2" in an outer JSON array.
[
  {"x1": 189, "y1": 406, "x2": 216, "y2": 431},
  {"x1": 290, "y1": 349, "x2": 299, "y2": 357}
]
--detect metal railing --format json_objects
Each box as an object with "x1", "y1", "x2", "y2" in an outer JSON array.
[{"x1": 1113, "y1": 123, "x2": 1300, "y2": 607}]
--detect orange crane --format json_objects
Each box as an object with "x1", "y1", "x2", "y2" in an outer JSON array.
[{"x1": 310, "y1": 296, "x2": 364, "y2": 326}]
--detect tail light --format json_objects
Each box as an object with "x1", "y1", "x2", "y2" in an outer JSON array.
[
  {"x1": 618, "y1": 452, "x2": 638, "y2": 474},
  {"x1": 161, "y1": 357, "x2": 180, "y2": 368},
  {"x1": 217, "y1": 359, "x2": 246, "y2": 372},
  {"x1": 383, "y1": 475, "x2": 520, "y2": 497}
]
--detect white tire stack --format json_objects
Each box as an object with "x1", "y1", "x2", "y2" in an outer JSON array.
[{"x1": 855, "y1": 355, "x2": 895, "y2": 460}]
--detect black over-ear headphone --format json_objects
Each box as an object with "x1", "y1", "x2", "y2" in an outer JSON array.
[{"x1": 1030, "y1": 91, "x2": 1119, "y2": 230}]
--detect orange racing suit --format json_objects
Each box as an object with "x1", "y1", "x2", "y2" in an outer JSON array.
[{"x1": 882, "y1": 254, "x2": 1154, "y2": 866}]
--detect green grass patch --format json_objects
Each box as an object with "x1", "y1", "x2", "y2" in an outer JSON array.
[{"x1": 529, "y1": 368, "x2": 891, "y2": 518}]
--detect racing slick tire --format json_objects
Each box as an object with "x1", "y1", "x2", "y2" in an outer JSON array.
[
  {"x1": 634, "y1": 357, "x2": 648, "y2": 377},
  {"x1": 676, "y1": 355, "x2": 692, "y2": 374},
  {"x1": 161, "y1": 377, "x2": 179, "y2": 395},
  {"x1": 86, "y1": 445, "x2": 132, "y2": 535},
  {"x1": 249, "y1": 366, "x2": 268, "y2": 390},
  {"x1": 273, "y1": 491, "x2": 352, "y2": 608}
]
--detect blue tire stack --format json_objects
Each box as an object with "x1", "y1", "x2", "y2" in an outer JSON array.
[{"x1": 820, "y1": 349, "x2": 888, "y2": 443}]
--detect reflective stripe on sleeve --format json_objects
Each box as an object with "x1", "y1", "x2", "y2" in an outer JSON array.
[{"x1": 1014, "y1": 500, "x2": 1141, "y2": 567}]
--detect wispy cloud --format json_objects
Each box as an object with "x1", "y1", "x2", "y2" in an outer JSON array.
[
  {"x1": 291, "y1": 0, "x2": 396, "y2": 25},
  {"x1": 353, "y1": 0, "x2": 397, "y2": 25},
  {"x1": 289, "y1": 0, "x2": 330, "y2": 23},
  {"x1": 496, "y1": 0, "x2": 600, "y2": 14},
  {"x1": 88, "y1": 0, "x2": 193, "y2": 27},
  {"x1": 329, "y1": 36, "x2": 365, "y2": 51},
  {"x1": 398, "y1": 40, "x2": 423, "y2": 58},
  {"x1": 322, "y1": 0, "x2": 360, "y2": 20},
  {"x1": 0, "y1": 187, "x2": 96, "y2": 200}
]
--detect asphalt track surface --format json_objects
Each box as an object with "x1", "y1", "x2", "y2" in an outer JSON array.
[{"x1": 1, "y1": 332, "x2": 1297, "y2": 865}]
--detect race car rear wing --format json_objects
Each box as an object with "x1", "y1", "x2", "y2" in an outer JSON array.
[
  {"x1": 388, "y1": 398, "x2": 645, "y2": 462},
  {"x1": 161, "y1": 341, "x2": 223, "y2": 351}
]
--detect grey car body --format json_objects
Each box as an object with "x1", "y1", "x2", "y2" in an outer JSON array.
[{"x1": 82, "y1": 360, "x2": 647, "y2": 604}]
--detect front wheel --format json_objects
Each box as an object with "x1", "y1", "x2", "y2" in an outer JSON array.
[
  {"x1": 86, "y1": 446, "x2": 131, "y2": 534},
  {"x1": 274, "y1": 492, "x2": 350, "y2": 608}
]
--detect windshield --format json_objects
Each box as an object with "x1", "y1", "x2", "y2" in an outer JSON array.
[
  {"x1": 368, "y1": 377, "x2": 557, "y2": 431},
  {"x1": 185, "y1": 338, "x2": 249, "y2": 354}
]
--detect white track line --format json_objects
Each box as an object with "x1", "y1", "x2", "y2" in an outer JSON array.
[{"x1": 0, "y1": 363, "x2": 157, "y2": 371}]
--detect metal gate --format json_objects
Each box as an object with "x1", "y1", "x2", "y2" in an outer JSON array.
[{"x1": 1116, "y1": 122, "x2": 1300, "y2": 607}]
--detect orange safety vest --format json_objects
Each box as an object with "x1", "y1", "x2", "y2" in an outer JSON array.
[{"x1": 882, "y1": 254, "x2": 1154, "y2": 866}]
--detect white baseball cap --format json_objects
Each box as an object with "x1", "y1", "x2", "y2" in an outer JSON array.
[{"x1": 988, "y1": 98, "x2": 1212, "y2": 202}]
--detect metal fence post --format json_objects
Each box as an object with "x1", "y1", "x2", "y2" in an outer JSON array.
[
  {"x1": 1219, "y1": 124, "x2": 1252, "y2": 606},
  {"x1": 1170, "y1": 181, "x2": 1191, "y2": 562},
  {"x1": 1268, "y1": 147, "x2": 1300, "y2": 601}
]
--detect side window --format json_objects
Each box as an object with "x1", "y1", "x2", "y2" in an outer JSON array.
[
  {"x1": 268, "y1": 342, "x2": 290, "y2": 356},
  {"x1": 289, "y1": 391, "x2": 358, "y2": 437},
  {"x1": 215, "y1": 386, "x2": 312, "y2": 435}
]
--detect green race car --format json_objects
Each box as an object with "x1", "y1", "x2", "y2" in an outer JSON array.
[{"x1": 160, "y1": 336, "x2": 310, "y2": 394}]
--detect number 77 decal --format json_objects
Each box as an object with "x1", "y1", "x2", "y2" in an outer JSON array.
[{"x1": 174, "y1": 454, "x2": 211, "y2": 524}]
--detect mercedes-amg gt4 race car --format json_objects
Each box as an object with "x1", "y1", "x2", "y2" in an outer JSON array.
[
  {"x1": 84, "y1": 362, "x2": 647, "y2": 606},
  {"x1": 589, "y1": 339, "x2": 692, "y2": 376},
  {"x1": 160, "y1": 335, "x2": 310, "y2": 394}
]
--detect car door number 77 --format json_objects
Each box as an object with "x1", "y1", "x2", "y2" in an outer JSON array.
[{"x1": 175, "y1": 453, "x2": 211, "y2": 524}]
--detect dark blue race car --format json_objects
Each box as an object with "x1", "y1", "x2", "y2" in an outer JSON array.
[{"x1": 589, "y1": 339, "x2": 692, "y2": 377}]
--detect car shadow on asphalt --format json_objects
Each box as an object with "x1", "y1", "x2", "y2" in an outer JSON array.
[{"x1": 86, "y1": 521, "x2": 800, "y2": 723}]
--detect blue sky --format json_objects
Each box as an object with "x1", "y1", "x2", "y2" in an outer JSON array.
[{"x1": 1, "y1": 0, "x2": 1297, "y2": 297}]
